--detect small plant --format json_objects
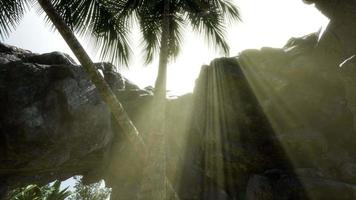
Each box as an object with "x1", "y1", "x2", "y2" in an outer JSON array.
[{"x1": 9, "y1": 181, "x2": 71, "y2": 200}]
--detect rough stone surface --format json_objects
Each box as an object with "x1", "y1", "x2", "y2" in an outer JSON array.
[
  {"x1": 0, "y1": 43, "x2": 153, "y2": 196},
  {"x1": 174, "y1": 1, "x2": 356, "y2": 197}
]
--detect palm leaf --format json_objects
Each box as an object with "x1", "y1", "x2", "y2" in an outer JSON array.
[
  {"x1": 167, "y1": 12, "x2": 184, "y2": 60},
  {"x1": 137, "y1": 0, "x2": 163, "y2": 64},
  {"x1": 0, "y1": 0, "x2": 28, "y2": 39},
  {"x1": 210, "y1": 0, "x2": 241, "y2": 22},
  {"x1": 36, "y1": 0, "x2": 135, "y2": 66},
  {"x1": 45, "y1": 181, "x2": 71, "y2": 200},
  {"x1": 93, "y1": 14, "x2": 133, "y2": 66},
  {"x1": 180, "y1": 0, "x2": 240, "y2": 55},
  {"x1": 187, "y1": 7, "x2": 230, "y2": 55},
  {"x1": 11, "y1": 185, "x2": 42, "y2": 200}
]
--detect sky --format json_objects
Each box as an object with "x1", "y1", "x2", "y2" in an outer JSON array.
[{"x1": 2, "y1": 0, "x2": 329, "y2": 96}]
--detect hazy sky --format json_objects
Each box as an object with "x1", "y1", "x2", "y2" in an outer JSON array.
[{"x1": 2, "y1": 0, "x2": 329, "y2": 95}]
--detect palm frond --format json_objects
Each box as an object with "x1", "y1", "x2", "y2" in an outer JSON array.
[
  {"x1": 36, "y1": 0, "x2": 134, "y2": 67},
  {"x1": 167, "y1": 13, "x2": 184, "y2": 60},
  {"x1": 11, "y1": 184, "x2": 42, "y2": 200},
  {"x1": 93, "y1": 14, "x2": 133, "y2": 67},
  {"x1": 210, "y1": 0, "x2": 241, "y2": 22},
  {"x1": 0, "y1": 0, "x2": 28, "y2": 39},
  {"x1": 187, "y1": 8, "x2": 230, "y2": 55},
  {"x1": 33, "y1": 0, "x2": 240, "y2": 66},
  {"x1": 179, "y1": 0, "x2": 240, "y2": 55},
  {"x1": 49, "y1": 0, "x2": 104, "y2": 35},
  {"x1": 137, "y1": 1, "x2": 162, "y2": 64},
  {"x1": 45, "y1": 181, "x2": 71, "y2": 200}
]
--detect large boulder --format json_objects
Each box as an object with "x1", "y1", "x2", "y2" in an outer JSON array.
[{"x1": 0, "y1": 43, "x2": 153, "y2": 194}]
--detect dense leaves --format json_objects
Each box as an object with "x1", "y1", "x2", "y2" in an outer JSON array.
[
  {"x1": 134, "y1": 0, "x2": 241, "y2": 63},
  {"x1": 46, "y1": 0, "x2": 136, "y2": 66},
  {"x1": 8, "y1": 181, "x2": 71, "y2": 200},
  {"x1": 0, "y1": 0, "x2": 240, "y2": 67},
  {"x1": 39, "y1": 0, "x2": 240, "y2": 66}
]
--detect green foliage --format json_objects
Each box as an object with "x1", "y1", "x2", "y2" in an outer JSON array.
[
  {"x1": 0, "y1": 0, "x2": 240, "y2": 67},
  {"x1": 9, "y1": 185, "x2": 42, "y2": 200},
  {"x1": 0, "y1": 0, "x2": 133, "y2": 66},
  {"x1": 135, "y1": 0, "x2": 241, "y2": 63},
  {"x1": 45, "y1": 181, "x2": 72, "y2": 200},
  {"x1": 46, "y1": 0, "x2": 137, "y2": 66},
  {"x1": 43, "y1": 0, "x2": 240, "y2": 66},
  {"x1": 68, "y1": 176, "x2": 111, "y2": 200},
  {"x1": 8, "y1": 181, "x2": 71, "y2": 200}
]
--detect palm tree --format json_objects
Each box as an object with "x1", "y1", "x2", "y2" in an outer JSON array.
[
  {"x1": 136, "y1": 0, "x2": 240, "y2": 99},
  {"x1": 37, "y1": 0, "x2": 146, "y2": 151},
  {"x1": 45, "y1": 1, "x2": 240, "y2": 199},
  {"x1": 49, "y1": 0, "x2": 240, "y2": 99},
  {"x1": 137, "y1": 1, "x2": 240, "y2": 199},
  {"x1": 1, "y1": 1, "x2": 148, "y2": 196},
  {"x1": 0, "y1": 0, "x2": 145, "y2": 154}
]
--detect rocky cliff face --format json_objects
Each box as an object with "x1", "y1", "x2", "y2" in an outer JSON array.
[
  {"x1": 0, "y1": 42, "x2": 155, "y2": 196},
  {"x1": 172, "y1": 30, "x2": 356, "y2": 199}
]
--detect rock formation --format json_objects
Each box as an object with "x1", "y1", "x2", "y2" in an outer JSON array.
[
  {"x1": 0, "y1": 42, "x2": 154, "y2": 197},
  {"x1": 174, "y1": 1, "x2": 356, "y2": 199},
  {"x1": 2, "y1": 0, "x2": 356, "y2": 199},
  {"x1": 172, "y1": 31, "x2": 356, "y2": 199}
]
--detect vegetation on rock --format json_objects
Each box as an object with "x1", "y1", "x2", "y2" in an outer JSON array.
[{"x1": 8, "y1": 181, "x2": 71, "y2": 200}]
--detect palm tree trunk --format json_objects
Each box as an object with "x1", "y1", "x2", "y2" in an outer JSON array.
[
  {"x1": 154, "y1": 0, "x2": 170, "y2": 100},
  {"x1": 138, "y1": 1, "x2": 171, "y2": 199},
  {"x1": 35, "y1": 1, "x2": 180, "y2": 199},
  {"x1": 36, "y1": 0, "x2": 145, "y2": 152}
]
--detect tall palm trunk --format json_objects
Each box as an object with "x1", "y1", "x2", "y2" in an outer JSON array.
[
  {"x1": 154, "y1": 0, "x2": 170, "y2": 100},
  {"x1": 35, "y1": 1, "x2": 179, "y2": 199},
  {"x1": 138, "y1": 1, "x2": 171, "y2": 199},
  {"x1": 36, "y1": 0, "x2": 145, "y2": 152}
]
